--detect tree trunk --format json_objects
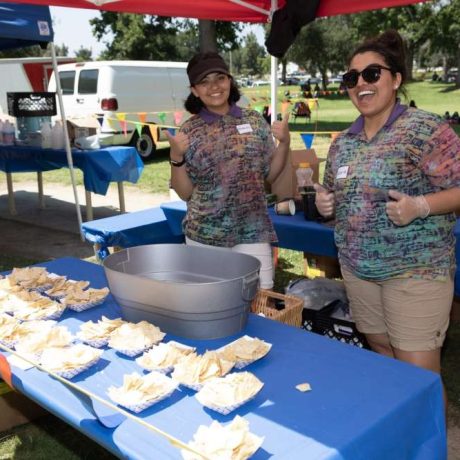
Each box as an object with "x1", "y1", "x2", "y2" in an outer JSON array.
[
  {"x1": 442, "y1": 55, "x2": 448, "y2": 83},
  {"x1": 406, "y1": 41, "x2": 414, "y2": 81},
  {"x1": 199, "y1": 20, "x2": 217, "y2": 53},
  {"x1": 281, "y1": 58, "x2": 287, "y2": 83},
  {"x1": 457, "y1": 44, "x2": 460, "y2": 88}
]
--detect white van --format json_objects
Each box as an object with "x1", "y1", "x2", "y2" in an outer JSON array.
[{"x1": 48, "y1": 61, "x2": 189, "y2": 160}]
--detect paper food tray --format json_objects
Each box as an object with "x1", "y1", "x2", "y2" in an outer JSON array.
[
  {"x1": 177, "y1": 381, "x2": 205, "y2": 392},
  {"x1": 0, "y1": 338, "x2": 17, "y2": 350},
  {"x1": 195, "y1": 392, "x2": 259, "y2": 415},
  {"x1": 14, "y1": 307, "x2": 66, "y2": 322},
  {"x1": 66, "y1": 298, "x2": 107, "y2": 313},
  {"x1": 112, "y1": 346, "x2": 152, "y2": 358},
  {"x1": 217, "y1": 336, "x2": 272, "y2": 370},
  {"x1": 135, "y1": 341, "x2": 196, "y2": 373},
  {"x1": 114, "y1": 385, "x2": 177, "y2": 413},
  {"x1": 78, "y1": 337, "x2": 108, "y2": 349},
  {"x1": 109, "y1": 375, "x2": 179, "y2": 413},
  {"x1": 52, "y1": 356, "x2": 101, "y2": 379}
]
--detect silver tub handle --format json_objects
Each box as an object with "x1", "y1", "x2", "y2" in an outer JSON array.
[{"x1": 241, "y1": 271, "x2": 260, "y2": 301}]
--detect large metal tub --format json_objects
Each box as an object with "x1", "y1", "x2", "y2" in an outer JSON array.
[{"x1": 103, "y1": 244, "x2": 260, "y2": 339}]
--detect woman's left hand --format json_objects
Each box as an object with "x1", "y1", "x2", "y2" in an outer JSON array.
[
  {"x1": 386, "y1": 190, "x2": 430, "y2": 226},
  {"x1": 271, "y1": 113, "x2": 290, "y2": 144}
]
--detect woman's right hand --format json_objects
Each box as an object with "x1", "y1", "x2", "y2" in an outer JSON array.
[
  {"x1": 314, "y1": 183, "x2": 335, "y2": 218},
  {"x1": 165, "y1": 130, "x2": 190, "y2": 161}
]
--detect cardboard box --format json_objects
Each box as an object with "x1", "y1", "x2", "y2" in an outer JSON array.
[
  {"x1": 66, "y1": 116, "x2": 99, "y2": 144},
  {"x1": 303, "y1": 252, "x2": 341, "y2": 279},
  {"x1": 0, "y1": 382, "x2": 47, "y2": 431},
  {"x1": 271, "y1": 149, "x2": 324, "y2": 200}
]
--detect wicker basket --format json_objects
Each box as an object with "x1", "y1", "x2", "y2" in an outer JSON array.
[{"x1": 251, "y1": 289, "x2": 303, "y2": 327}]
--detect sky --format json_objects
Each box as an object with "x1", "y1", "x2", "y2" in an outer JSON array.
[{"x1": 50, "y1": 6, "x2": 264, "y2": 59}]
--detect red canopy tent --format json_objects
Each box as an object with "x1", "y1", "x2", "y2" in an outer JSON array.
[{"x1": 0, "y1": 0, "x2": 426, "y2": 22}]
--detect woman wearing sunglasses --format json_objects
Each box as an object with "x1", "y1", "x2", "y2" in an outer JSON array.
[
  {"x1": 315, "y1": 30, "x2": 460, "y2": 407},
  {"x1": 166, "y1": 52, "x2": 290, "y2": 289}
]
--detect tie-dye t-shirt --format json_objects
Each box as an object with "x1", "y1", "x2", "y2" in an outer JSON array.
[
  {"x1": 323, "y1": 101, "x2": 460, "y2": 281},
  {"x1": 180, "y1": 105, "x2": 277, "y2": 247}
]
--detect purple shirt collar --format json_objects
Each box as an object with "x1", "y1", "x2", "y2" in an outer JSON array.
[
  {"x1": 348, "y1": 99, "x2": 408, "y2": 135},
  {"x1": 198, "y1": 104, "x2": 243, "y2": 124}
]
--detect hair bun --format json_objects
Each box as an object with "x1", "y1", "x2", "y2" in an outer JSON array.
[{"x1": 378, "y1": 30, "x2": 404, "y2": 51}]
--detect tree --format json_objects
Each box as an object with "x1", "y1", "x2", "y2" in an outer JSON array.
[
  {"x1": 90, "y1": 13, "x2": 242, "y2": 62},
  {"x1": 427, "y1": 0, "x2": 460, "y2": 87},
  {"x1": 244, "y1": 32, "x2": 266, "y2": 77},
  {"x1": 350, "y1": 4, "x2": 435, "y2": 81},
  {"x1": 288, "y1": 16, "x2": 355, "y2": 88},
  {"x1": 90, "y1": 13, "x2": 182, "y2": 60},
  {"x1": 0, "y1": 43, "x2": 68, "y2": 59},
  {"x1": 75, "y1": 46, "x2": 92, "y2": 62}
]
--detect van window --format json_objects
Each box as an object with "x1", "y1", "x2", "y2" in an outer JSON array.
[
  {"x1": 78, "y1": 69, "x2": 98, "y2": 94},
  {"x1": 59, "y1": 71, "x2": 75, "y2": 95}
]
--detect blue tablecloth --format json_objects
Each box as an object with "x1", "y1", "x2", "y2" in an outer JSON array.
[
  {"x1": 161, "y1": 201, "x2": 460, "y2": 296},
  {"x1": 0, "y1": 145, "x2": 144, "y2": 195},
  {"x1": 1, "y1": 258, "x2": 446, "y2": 459},
  {"x1": 161, "y1": 201, "x2": 337, "y2": 256},
  {"x1": 81, "y1": 207, "x2": 184, "y2": 258}
]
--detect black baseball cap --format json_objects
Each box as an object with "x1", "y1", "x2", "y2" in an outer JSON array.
[{"x1": 187, "y1": 52, "x2": 231, "y2": 85}]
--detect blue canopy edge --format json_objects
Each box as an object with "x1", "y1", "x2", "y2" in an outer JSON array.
[{"x1": 0, "y1": 2, "x2": 54, "y2": 50}]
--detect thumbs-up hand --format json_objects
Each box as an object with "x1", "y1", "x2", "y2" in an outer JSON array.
[
  {"x1": 271, "y1": 112, "x2": 290, "y2": 144},
  {"x1": 165, "y1": 130, "x2": 190, "y2": 159},
  {"x1": 386, "y1": 190, "x2": 430, "y2": 226},
  {"x1": 314, "y1": 183, "x2": 335, "y2": 218}
]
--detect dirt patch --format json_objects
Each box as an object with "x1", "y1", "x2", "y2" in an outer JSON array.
[{"x1": 0, "y1": 181, "x2": 169, "y2": 260}]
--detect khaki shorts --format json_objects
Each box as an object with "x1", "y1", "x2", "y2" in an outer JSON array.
[{"x1": 341, "y1": 267, "x2": 454, "y2": 352}]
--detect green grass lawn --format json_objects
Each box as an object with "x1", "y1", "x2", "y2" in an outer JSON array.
[{"x1": 1, "y1": 79, "x2": 459, "y2": 458}]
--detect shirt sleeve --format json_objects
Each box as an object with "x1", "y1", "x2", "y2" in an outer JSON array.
[{"x1": 419, "y1": 122, "x2": 460, "y2": 189}]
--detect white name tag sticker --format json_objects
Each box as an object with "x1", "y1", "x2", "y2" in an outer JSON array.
[
  {"x1": 236, "y1": 123, "x2": 253, "y2": 134},
  {"x1": 336, "y1": 165, "x2": 349, "y2": 179}
]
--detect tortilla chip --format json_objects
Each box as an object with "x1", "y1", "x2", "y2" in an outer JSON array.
[{"x1": 182, "y1": 415, "x2": 264, "y2": 460}]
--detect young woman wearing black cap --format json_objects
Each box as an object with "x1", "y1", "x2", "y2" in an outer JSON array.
[{"x1": 166, "y1": 52, "x2": 290, "y2": 289}]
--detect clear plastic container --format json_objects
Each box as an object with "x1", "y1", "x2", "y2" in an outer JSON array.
[
  {"x1": 51, "y1": 121, "x2": 65, "y2": 149},
  {"x1": 41, "y1": 121, "x2": 52, "y2": 149},
  {"x1": 2, "y1": 120, "x2": 16, "y2": 145}
]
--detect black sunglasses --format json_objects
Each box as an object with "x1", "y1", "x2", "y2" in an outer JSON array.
[{"x1": 342, "y1": 65, "x2": 393, "y2": 89}]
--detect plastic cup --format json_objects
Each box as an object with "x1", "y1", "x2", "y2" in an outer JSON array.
[{"x1": 275, "y1": 199, "x2": 296, "y2": 216}]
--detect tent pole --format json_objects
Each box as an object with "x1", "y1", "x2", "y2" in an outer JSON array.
[
  {"x1": 270, "y1": 55, "x2": 278, "y2": 124},
  {"x1": 270, "y1": 0, "x2": 278, "y2": 125},
  {"x1": 50, "y1": 42, "x2": 85, "y2": 241}
]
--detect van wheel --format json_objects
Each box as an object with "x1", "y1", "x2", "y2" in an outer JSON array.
[{"x1": 131, "y1": 129, "x2": 156, "y2": 160}]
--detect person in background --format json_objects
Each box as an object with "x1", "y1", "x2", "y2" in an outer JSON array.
[
  {"x1": 314, "y1": 30, "x2": 460, "y2": 409},
  {"x1": 166, "y1": 52, "x2": 291, "y2": 289},
  {"x1": 409, "y1": 99, "x2": 417, "y2": 108}
]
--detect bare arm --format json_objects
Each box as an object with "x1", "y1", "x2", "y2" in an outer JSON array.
[
  {"x1": 166, "y1": 130, "x2": 194, "y2": 200},
  {"x1": 425, "y1": 187, "x2": 460, "y2": 215},
  {"x1": 266, "y1": 113, "x2": 291, "y2": 184}
]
